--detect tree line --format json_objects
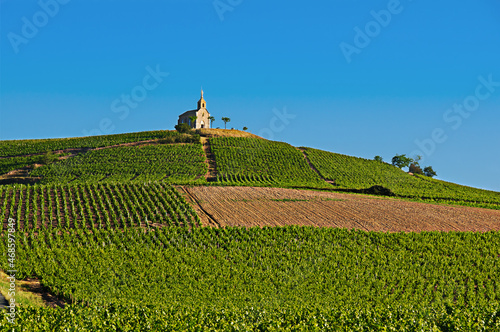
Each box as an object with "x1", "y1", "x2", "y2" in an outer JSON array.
[{"x1": 374, "y1": 154, "x2": 436, "y2": 177}]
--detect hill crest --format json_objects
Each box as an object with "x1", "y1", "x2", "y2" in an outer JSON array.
[{"x1": 0, "y1": 129, "x2": 499, "y2": 210}]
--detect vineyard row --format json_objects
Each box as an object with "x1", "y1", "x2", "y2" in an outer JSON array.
[{"x1": 0, "y1": 183, "x2": 199, "y2": 230}]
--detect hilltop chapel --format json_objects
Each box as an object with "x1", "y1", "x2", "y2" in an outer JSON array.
[{"x1": 177, "y1": 89, "x2": 211, "y2": 129}]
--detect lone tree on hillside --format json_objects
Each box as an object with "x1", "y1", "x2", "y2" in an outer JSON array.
[
  {"x1": 209, "y1": 116, "x2": 215, "y2": 127},
  {"x1": 221, "y1": 117, "x2": 231, "y2": 129},
  {"x1": 424, "y1": 166, "x2": 437, "y2": 178},
  {"x1": 374, "y1": 156, "x2": 383, "y2": 162},
  {"x1": 189, "y1": 115, "x2": 197, "y2": 128},
  {"x1": 243, "y1": 126, "x2": 248, "y2": 131},
  {"x1": 392, "y1": 154, "x2": 414, "y2": 169}
]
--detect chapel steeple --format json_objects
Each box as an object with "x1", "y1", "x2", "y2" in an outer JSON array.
[{"x1": 197, "y1": 88, "x2": 206, "y2": 109}]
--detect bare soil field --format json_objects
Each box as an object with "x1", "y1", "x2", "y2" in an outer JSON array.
[{"x1": 179, "y1": 186, "x2": 500, "y2": 232}]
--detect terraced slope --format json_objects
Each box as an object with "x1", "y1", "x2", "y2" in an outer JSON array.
[{"x1": 303, "y1": 147, "x2": 500, "y2": 209}]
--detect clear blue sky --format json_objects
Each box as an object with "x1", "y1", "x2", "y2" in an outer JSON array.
[{"x1": 1, "y1": 0, "x2": 499, "y2": 191}]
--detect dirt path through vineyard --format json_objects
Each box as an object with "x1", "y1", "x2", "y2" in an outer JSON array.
[
  {"x1": 180, "y1": 186, "x2": 500, "y2": 232},
  {"x1": 200, "y1": 137, "x2": 218, "y2": 181}
]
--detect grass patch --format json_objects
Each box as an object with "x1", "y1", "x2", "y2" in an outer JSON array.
[{"x1": 0, "y1": 271, "x2": 45, "y2": 307}]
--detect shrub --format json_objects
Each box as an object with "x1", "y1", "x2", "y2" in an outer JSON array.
[
  {"x1": 38, "y1": 151, "x2": 60, "y2": 165},
  {"x1": 409, "y1": 163, "x2": 424, "y2": 175},
  {"x1": 175, "y1": 123, "x2": 192, "y2": 133}
]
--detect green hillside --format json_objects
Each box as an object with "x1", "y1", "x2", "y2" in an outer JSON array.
[
  {"x1": 0, "y1": 130, "x2": 193, "y2": 158},
  {"x1": 303, "y1": 147, "x2": 500, "y2": 209},
  {"x1": 31, "y1": 144, "x2": 207, "y2": 184},
  {"x1": 0, "y1": 129, "x2": 499, "y2": 209},
  {"x1": 211, "y1": 137, "x2": 329, "y2": 188},
  {"x1": 1, "y1": 130, "x2": 500, "y2": 330},
  {"x1": 0, "y1": 155, "x2": 45, "y2": 175}
]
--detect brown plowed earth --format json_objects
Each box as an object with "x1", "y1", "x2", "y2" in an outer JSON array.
[
  {"x1": 183, "y1": 186, "x2": 500, "y2": 232},
  {"x1": 178, "y1": 186, "x2": 220, "y2": 227}
]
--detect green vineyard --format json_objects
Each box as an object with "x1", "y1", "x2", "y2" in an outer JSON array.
[
  {"x1": 0, "y1": 130, "x2": 195, "y2": 158},
  {"x1": 1, "y1": 227, "x2": 499, "y2": 330},
  {"x1": 0, "y1": 183, "x2": 199, "y2": 230},
  {"x1": 0, "y1": 155, "x2": 46, "y2": 175},
  {"x1": 211, "y1": 137, "x2": 329, "y2": 188},
  {"x1": 303, "y1": 147, "x2": 500, "y2": 209},
  {"x1": 6, "y1": 304, "x2": 500, "y2": 331},
  {"x1": 1, "y1": 130, "x2": 500, "y2": 330},
  {"x1": 30, "y1": 144, "x2": 207, "y2": 184},
  {"x1": 1, "y1": 133, "x2": 498, "y2": 211}
]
